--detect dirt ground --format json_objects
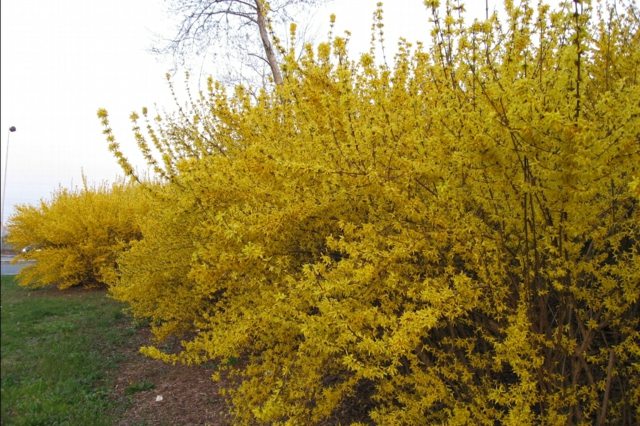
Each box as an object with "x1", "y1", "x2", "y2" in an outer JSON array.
[
  {"x1": 112, "y1": 327, "x2": 233, "y2": 426},
  {"x1": 110, "y1": 326, "x2": 374, "y2": 426}
]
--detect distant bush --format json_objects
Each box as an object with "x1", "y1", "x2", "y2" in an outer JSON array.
[
  {"x1": 100, "y1": 1, "x2": 639, "y2": 424},
  {"x1": 7, "y1": 181, "x2": 147, "y2": 289}
]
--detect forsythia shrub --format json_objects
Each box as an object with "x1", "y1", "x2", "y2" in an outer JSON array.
[
  {"x1": 105, "y1": 184, "x2": 208, "y2": 340},
  {"x1": 7, "y1": 180, "x2": 146, "y2": 289},
  {"x1": 100, "y1": 0, "x2": 639, "y2": 424}
]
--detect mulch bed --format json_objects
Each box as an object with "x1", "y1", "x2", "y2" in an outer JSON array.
[
  {"x1": 112, "y1": 327, "x2": 233, "y2": 426},
  {"x1": 110, "y1": 327, "x2": 374, "y2": 425}
]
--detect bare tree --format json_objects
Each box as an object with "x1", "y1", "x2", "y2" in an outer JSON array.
[{"x1": 156, "y1": 0, "x2": 326, "y2": 86}]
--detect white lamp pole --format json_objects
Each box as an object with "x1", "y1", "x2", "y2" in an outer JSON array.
[{"x1": 1, "y1": 126, "x2": 17, "y2": 252}]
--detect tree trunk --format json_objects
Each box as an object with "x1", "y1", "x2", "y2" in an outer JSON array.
[{"x1": 255, "y1": 0, "x2": 284, "y2": 85}]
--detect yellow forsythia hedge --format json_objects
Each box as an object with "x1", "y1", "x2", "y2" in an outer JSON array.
[
  {"x1": 98, "y1": 1, "x2": 638, "y2": 424},
  {"x1": 7, "y1": 181, "x2": 146, "y2": 289}
]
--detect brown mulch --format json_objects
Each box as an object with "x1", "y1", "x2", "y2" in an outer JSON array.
[
  {"x1": 110, "y1": 327, "x2": 374, "y2": 426},
  {"x1": 112, "y1": 327, "x2": 233, "y2": 426}
]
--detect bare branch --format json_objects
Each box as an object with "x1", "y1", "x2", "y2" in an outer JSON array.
[{"x1": 155, "y1": 0, "x2": 327, "y2": 87}]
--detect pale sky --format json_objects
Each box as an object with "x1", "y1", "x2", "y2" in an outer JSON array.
[{"x1": 1, "y1": 0, "x2": 510, "y2": 225}]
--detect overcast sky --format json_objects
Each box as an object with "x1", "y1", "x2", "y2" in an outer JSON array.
[{"x1": 1, "y1": 0, "x2": 514, "y2": 225}]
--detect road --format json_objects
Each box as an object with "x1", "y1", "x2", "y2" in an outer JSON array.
[{"x1": 1, "y1": 255, "x2": 33, "y2": 275}]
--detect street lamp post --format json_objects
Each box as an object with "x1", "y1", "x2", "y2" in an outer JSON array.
[{"x1": 1, "y1": 126, "x2": 17, "y2": 252}]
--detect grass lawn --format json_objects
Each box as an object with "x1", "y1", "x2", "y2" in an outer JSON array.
[{"x1": 1, "y1": 275, "x2": 135, "y2": 425}]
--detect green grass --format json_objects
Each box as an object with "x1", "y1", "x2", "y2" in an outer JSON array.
[
  {"x1": 124, "y1": 380, "x2": 155, "y2": 396},
  {"x1": 1, "y1": 276, "x2": 135, "y2": 425}
]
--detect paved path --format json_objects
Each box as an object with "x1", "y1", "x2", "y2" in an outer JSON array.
[{"x1": 1, "y1": 256, "x2": 33, "y2": 275}]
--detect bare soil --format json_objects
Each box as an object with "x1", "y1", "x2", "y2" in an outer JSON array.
[
  {"x1": 111, "y1": 327, "x2": 233, "y2": 426},
  {"x1": 110, "y1": 327, "x2": 374, "y2": 426}
]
